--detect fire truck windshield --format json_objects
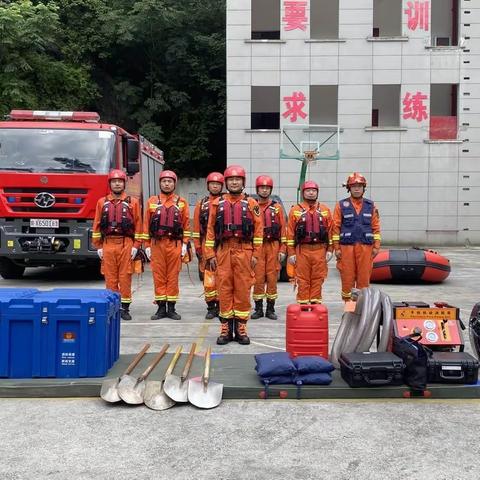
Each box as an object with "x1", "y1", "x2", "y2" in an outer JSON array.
[{"x1": 0, "y1": 128, "x2": 115, "y2": 174}]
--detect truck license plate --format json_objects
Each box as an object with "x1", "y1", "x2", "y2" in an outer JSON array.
[{"x1": 30, "y1": 219, "x2": 59, "y2": 228}]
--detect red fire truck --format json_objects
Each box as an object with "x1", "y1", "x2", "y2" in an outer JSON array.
[{"x1": 0, "y1": 110, "x2": 164, "y2": 279}]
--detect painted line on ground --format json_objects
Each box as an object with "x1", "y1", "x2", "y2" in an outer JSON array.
[{"x1": 251, "y1": 340, "x2": 285, "y2": 351}]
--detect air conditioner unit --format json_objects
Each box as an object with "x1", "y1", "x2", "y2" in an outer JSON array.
[{"x1": 434, "y1": 36, "x2": 451, "y2": 47}]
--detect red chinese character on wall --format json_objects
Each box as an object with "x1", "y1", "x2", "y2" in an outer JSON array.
[
  {"x1": 405, "y1": 1, "x2": 429, "y2": 31},
  {"x1": 283, "y1": 1, "x2": 307, "y2": 31},
  {"x1": 403, "y1": 91, "x2": 428, "y2": 122},
  {"x1": 282, "y1": 91, "x2": 307, "y2": 123}
]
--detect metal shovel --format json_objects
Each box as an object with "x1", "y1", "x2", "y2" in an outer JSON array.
[
  {"x1": 118, "y1": 344, "x2": 169, "y2": 405},
  {"x1": 144, "y1": 345, "x2": 183, "y2": 411},
  {"x1": 100, "y1": 343, "x2": 151, "y2": 403},
  {"x1": 164, "y1": 342, "x2": 196, "y2": 403},
  {"x1": 187, "y1": 346, "x2": 223, "y2": 409}
]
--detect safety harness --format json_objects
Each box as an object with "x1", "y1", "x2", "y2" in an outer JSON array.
[
  {"x1": 215, "y1": 194, "x2": 253, "y2": 241},
  {"x1": 100, "y1": 197, "x2": 135, "y2": 238},
  {"x1": 149, "y1": 195, "x2": 183, "y2": 240},
  {"x1": 263, "y1": 200, "x2": 281, "y2": 240},
  {"x1": 294, "y1": 204, "x2": 329, "y2": 245},
  {"x1": 339, "y1": 198, "x2": 374, "y2": 245},
  {"x1": 199, "y1": 195, "x2": 211, "y2": 238}
]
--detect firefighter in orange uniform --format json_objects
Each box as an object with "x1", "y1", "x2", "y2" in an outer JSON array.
[
  {"x1": 191, "y1": 172, "x2": 224, "y2": 319},
  {"x1": 204, "y1": 165, "x2": 263, "y2": 345},
  {"x1": 92, "y1": 169, "x2": 143, "y2": 320},
  {"x1": 143, "y1": 170, "x2": 190, "y2": 320},
  {"x1": 332, "y1": 172, "x2": 381, "y2": 301},
  {"x1": 286, "y1": 180, "x2": 333, "y2": 304},
  {"x1": 251, "y1": 175, "x2": 286, "y2": 320}
]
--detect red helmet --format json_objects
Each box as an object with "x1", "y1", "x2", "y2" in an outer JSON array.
[
  {"x1": 224, "y1": 165, "x2": 246, "y2": 181},
  {"x1": 206, "y1": 172, "x2": 224, "y2": 185},
  {"x1": 160, "y1": 170, "x2": 177, "y2": 183},
  {"x1": 302, "y1": 180, "x2": 319, "y2": 191},
  {"x1": 108, "y1": 169, "x2": 127, "y2": 183},
  {"x1": 255, "y1": 175, "x2": 273, "y2": 189},
  {"x1": 346, "y1": 172, "x2": 367, "y2": 188}
]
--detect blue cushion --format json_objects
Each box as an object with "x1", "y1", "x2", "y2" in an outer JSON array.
[
  {"x1": 293, "y1": 356, "x2": 335, "y2": 374},
  {"x1": 259, "y1": 375, "x2": 294, "y2": 385},
  {"x1": 254, "y1": 352, "x2": 296, "y2": 377},
  {"x1": 295, "y1": 372, "x2": 332, "y2": 385}
]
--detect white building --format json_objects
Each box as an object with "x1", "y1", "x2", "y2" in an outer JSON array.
[{"x1": 226, "y1": 0, "x2": 479, "y2": 245}]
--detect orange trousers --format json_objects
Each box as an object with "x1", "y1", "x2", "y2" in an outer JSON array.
[
  {"x1": 295, "y1": 243, "x2": 328, "y2": 304},
  {"x1": 151, "y1": 238, "x2": 182, "y2": 302},
  {"x1": 336, "y1": 244, "x2": 374, "y2": 300},
  {"x1": 253, "y1": 240, "x2": 280, "y2": 301},
  {"x1": 102, "y1": 237, "x2": 133, "y2": 304},
  {"x1": 198, "y1": 241, "x2": 217, "y2": 303},
  {"x1": 216, "y1": 239, "x2": 254, "y2": 321}
]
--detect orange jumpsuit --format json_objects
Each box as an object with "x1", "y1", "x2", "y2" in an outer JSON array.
[
  {"x1": 287, "y1": 201, "x2": 333, "y2": 304},
  {"x1": 192, "y1": 195, "x2": 218, "y2": 303},
  {"x1": 204, "y1": 193, "x2": 263, "y2": 321},
  {"x1": 92, "y1": 193, "x2": 143, "y2": 304},
  {"x1": 143, "y1": 193, "x2": 190, "y2": 302},
  {"x1": 332, "y1": 196, "x2": 381, "y2": 301},
  {"x1": 252, "y1": 199, "x2": 286, "y2": 302}
]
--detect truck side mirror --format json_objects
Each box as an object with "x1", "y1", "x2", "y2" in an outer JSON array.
[
  {"x1": 127, "y1": 138, "x2": 139, "y2": 162},
  {"x1": 127, "y1": 161, "x2": 140, "y2": 176}
]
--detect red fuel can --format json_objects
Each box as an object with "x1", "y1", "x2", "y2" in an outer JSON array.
[{"x1": 286, "y1": 304, "x2": 329, "y2": 358}]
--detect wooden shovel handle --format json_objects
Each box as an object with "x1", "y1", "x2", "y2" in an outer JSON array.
[
  {"x1": 138, "y1": 344, "x2": 169, "y2": 382},
  {"x1": 123, "y1": 343, "x2": 150, "y2": 376},
  {"x1": 164, "y1": 346, "x2": 183, "y2": 378},
  {"x1": 202, "y1": 346, "x2": 211, "y2": 388},
  {"x1": 181, "y1": 343, "x2": 196, "y2": 381}
]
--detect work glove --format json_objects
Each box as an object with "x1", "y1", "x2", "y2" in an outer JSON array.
[
  {"x1": 288, "y1": 255, "x2": 296, "y2": 265},
  {"x1": 278, "y1": 252, "x2": 287, "y2": 263},
  {"x1": 145, "y1": 247, "x2": 152, "y2": 261},
  {"x1": 181, "y1": 243, "x2": 188, "y2": 257},
  {"x1": 326, "y1": 251, "x2": 333, "y2": 263},
  {"x1": 97, "y1": 248, "x2": 103, "y2": 260},
  {"x1": 131, "y1": 247, "x2": 138, "y2": 260}
]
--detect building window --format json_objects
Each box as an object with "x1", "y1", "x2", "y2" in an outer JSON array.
[
  {"x1": 310, "y1": 0, "x2": 339, "y2": 39},
  {"x1": 373, "y1": 0, "x2": 402, "y2": 37},
  {"x1": 372, "y1": 85, "x2": 401, "y2": 127},
  {"x1": 251, "y1": 0, "x2": 280, "y2": 40},
  {"x1": 430, "y1": 84, "x2": 458, "y2": 140},
  {"x1": 251, "y1": 86, "x2": 280, "y2": 129},
  {"x1": 310, "y1": 85, "x2": 338, "y2": 125},
  {"x1": 431, "y1": 0, "x2": 459, "y2": 47}
]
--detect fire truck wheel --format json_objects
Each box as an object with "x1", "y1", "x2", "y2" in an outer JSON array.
[{"x1": 0, "y1": 258, "x2": 25, "y2": 279}]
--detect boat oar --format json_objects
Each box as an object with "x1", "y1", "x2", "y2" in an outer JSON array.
[
  {"x1": 118, "y1": 344, "x2": 169, "y2": 405},
  {"x1": 164, "y1": 342, "x2": 196, "y2": 403},
  {"x1": 100, "y1": 343, "x2": 150, "y2": 403},
  {"x1": 144, "y1": 345, "x2": 183, "y2": 411},
  {"x1": 187, "y1": 346, "x2": 223, "y2": 409}
]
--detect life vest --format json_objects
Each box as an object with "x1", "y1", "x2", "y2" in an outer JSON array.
[
  {"x1": 100, "y1": 197, "x2": 135, "y2": 238},
  {"x1": 294, "y1": 204, "x2": 329, "y2": 245},
  {"x1": 263, "y1": 200, "x2": 281, "y2": 240},
  {"x1": 215, "y1": 195, "x2": 253, "y2": 241},
  {"x1": 339, "y1": 197, "x2": 374, "y2": 245},
  {"x1": 199, "y1": 196, "x2": 211, "y2": 237},
  {"x1": 149, "y1": 195, "x2": 184, "y2": 240}
]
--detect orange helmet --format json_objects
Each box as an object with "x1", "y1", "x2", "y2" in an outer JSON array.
[
  {"x1": 224, "y1": 165, "x2": 246, "y2": 181},
  {"x1": 108, "y1": 169, "x2": 127, "y2": 183},
  {"x1": 160, "y1": 170, "x2": 177, "y2": 183},
  {"x1": 255, "y1": 175, "x2": 273, "y2": 188},
  {"x1": 302, "y1": 180, "x2": 319, "y2": 191},
  {"x1": 206, "y1": 172, "x2": 224, "y2": 185},
  {"x1": 346, "y1": 172, "x2": 367, "y2": 188}
]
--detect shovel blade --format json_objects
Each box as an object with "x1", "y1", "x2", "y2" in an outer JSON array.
[
  {"x1": 187, "y1": 378, "x2": 223, "y2": 409},
  {"x1": 100, "y1": 378, "x2": 121, "y2": 403},
  {"x1": 117, "y1": 375, "x2": 146, "y2": 405},
  {"x1": 144, "y1": 380, "x2": 175, "y2": 411},
  {"x1": 163, "y1": 374, "x2": 189, "y2": 403}
]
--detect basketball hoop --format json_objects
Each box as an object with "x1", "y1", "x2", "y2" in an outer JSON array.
[{"x1": 303, "y1": 150, "x2": 318, "y2": 163}]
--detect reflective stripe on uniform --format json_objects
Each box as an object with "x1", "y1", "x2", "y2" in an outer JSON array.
[
  {"x1": 266, "y1": 293, "x2": 278, "y2": 300},
  {"x1": 167, "y1": 295, "x2": 179, "y2": 302},
  {"x1": 191, "y1": 232, "x2": 201, "y2": 238},
  {"x1": 234, "y1": 309, "x2": 250, "y2": 319},
  {"x1": 92, "y1": 232, "x2": 102, "y2": 238},
  {"x1": 205, "y1": 240, "x2": 215, "y2": 247},
  {"x1": 332, "y1": 234, "x2": 340, "y2": 241},
  {"x1": 155, "y1": 295, "x2": 167, "y2": 301},
  {"x1": 121, "y1": 297, "x2": 132, "y2": 303},
  {"x1": 220, "y1": 309, "x2": 234, "y2": 319},
  {"x1": 252, "y1": 293, "x2": 265, "y2": 301},
  {"x1": 205, "y1": 290, "x2": 218, "y2": 299}
]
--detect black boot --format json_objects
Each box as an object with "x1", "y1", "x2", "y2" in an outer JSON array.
[
  {"x1": 216, "y1": 318, "x2": 233, "y2": 345},
  {"x1": 250, "y1": 300, "x2": 264, "y2": 319},
  {"x1": 121, "y1": 302, "x2": 132, "y2": 321},
  {"x1": 215, "y1": 301, "x2": 220, "y2": 318},
  {"x1": 151, "y1": 301, "x2": 167, "y2": 320},
  {"x1": 235, "y1": 320, "x2": 250, "y2": 345},
  {"x1": 265, "y1": 300, "x2": 278, "y2": 320},
  {"x1": 205, "y1": 301, "x2": 216, "y2": 319},
  {"x1": 167, "y1": 301, "x2": 181, "y2": 320}
]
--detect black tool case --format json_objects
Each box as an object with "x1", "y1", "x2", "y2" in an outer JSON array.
[
  {"x1": 339, "y1": 352, "x2": 404, "y2": 387},
  {"x1": 427, "y1": 352, "x2": 479, "y2": 384}
]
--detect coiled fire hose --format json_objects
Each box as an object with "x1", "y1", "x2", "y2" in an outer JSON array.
[{"x1": 330, "y1": 287, "x2": 393, "y2": 368}]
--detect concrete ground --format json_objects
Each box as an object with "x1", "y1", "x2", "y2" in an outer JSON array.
[{"x1": 0, "y1": 247, "x2": 479, "y2": 479}]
